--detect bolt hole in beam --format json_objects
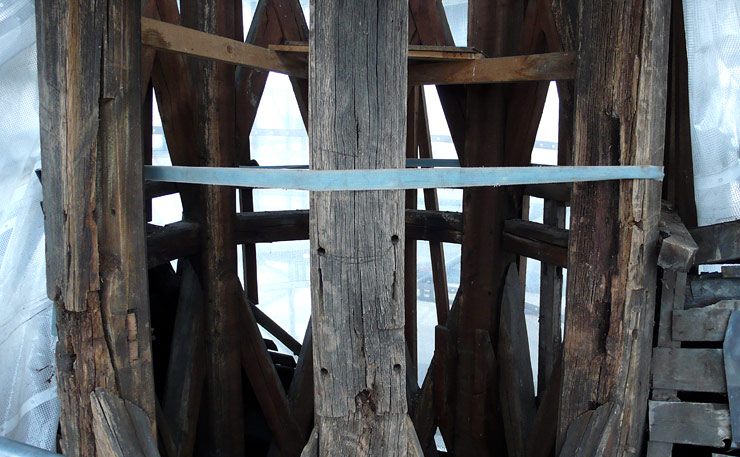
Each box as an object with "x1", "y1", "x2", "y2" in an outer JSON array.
[{"x1": 144, "y1": 165, "x2": 663, "y2": 191}]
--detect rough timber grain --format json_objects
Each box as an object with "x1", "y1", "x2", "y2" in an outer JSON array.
[
  {"x1": 180, "y1": 0, "x2": 244, "y2": 454},
  {"x1": 658, "y1": 203, "x2": 698, "y2": 271},
  {"x1": 651, "y1": 348, "x2": 726, "y2": 393},
  {"x1": 308, "y1": 0, "x2": 421, "y2": 454},
  {"x1": 557, "y1": 0, "x2": 671, "y2": 455},
  {"x1": 36, "y1": 2, "x2": 156, "y2": 455}
]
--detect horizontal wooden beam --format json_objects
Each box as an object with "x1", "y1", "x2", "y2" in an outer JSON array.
[
  {"x1": 270, "y1": 43, "x2": 483, "y2": 62},
  {"x1": 651, "y1": 348, "x2": 726, "y2": 393},
  {"x1": 146, "y1": 212, "x2": 572, "y2": 271},
  {"x1": 408, "y1": 52, "x2": 576, "y2": 85},
  {"x1": 141, "y1": 17, "x2": 307, "y2": 77},
  {"x1": 690, "y1": 219, "x2": 740, "y2": 265}
]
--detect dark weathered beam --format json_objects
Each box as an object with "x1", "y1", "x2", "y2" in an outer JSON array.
[
  {"x1": 408, "y1": 52, "x2": 575, "y2": 85},
  {"x1": 37, "y1": 2, "x2": 156, "y2": 455},
  {"x1": 557, "y1": 0, "x2": 671, "y2": 455},
  {"x1": 180, "y1": 0, "x2": 244, "y2": 454},
  {"x1": 690, "y1": 219, "x2": 740, "y2": 265}
]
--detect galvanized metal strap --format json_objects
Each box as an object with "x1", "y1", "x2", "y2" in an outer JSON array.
[{"x1": 144, "y1": 165, "x2": 663, "y2": 192}]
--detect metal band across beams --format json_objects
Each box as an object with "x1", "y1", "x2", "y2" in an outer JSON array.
[{"x1": 144, "y1": 165, "x2": 663, "y2": 191}]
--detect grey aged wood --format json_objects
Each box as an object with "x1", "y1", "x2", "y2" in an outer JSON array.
[
  {"x1": 90, "y1": 389, "x2": 160, "y2": 457},
  {"x1": 686, "y1": 276, "x2": 740, "y2": 309},
  {"x1": 691, "y1": 219, "x2": 740, "y2": 264},
  {"x1": 651, "y1": 348, "x2": 726, "y2": 393},
  {"x1": 557, "y1": 0, "x2": 671, "y2": 455},
  {"x1": 649, "y1": 401, "x2": 731, "y2": 447},
  {"x1": 658, "y1": 203, "x2": 698, "y2": 271},
  {"x1": 308, "y1": 0, "x2": 421, "y2": 454},
  {"x1": 645, "y1": 441, "x2": 672, "y2": 457},
  {"x1": 673, "y1": 300, "x2": 740, "y2": 342}
]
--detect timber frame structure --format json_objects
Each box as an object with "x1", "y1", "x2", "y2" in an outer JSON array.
[{"x1": 34, "y1": 0, "x2": 734, "y2": 456}]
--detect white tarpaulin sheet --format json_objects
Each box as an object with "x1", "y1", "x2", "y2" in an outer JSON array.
[
  {"x1": 684, "y1": 0, "x2": 740, "y2": 226},
  {"x1": 0, "y1": 0, "x2": 59, "y2": 450}
]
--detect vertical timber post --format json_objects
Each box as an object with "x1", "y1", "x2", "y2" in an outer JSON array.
[
  {"x1": 36, "y1": 1, "x2": 156, "y2": 455},
  {"x1": 308, "y1": 0, "x2": 422, "y2": 455},
  {"x1": 181, "y1": 0, "x2": 245, "y2": 455},
  {"x1": 557, "y1": 0, "x2": 671, "y2": 456}
]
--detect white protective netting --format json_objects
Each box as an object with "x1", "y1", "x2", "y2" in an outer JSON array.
[
  {"x1": 684, "y1": 0, "x2": 740, "y2": 226},
  {"x1": 0, "y1": 0, "x2": 59, "y2": 450}
]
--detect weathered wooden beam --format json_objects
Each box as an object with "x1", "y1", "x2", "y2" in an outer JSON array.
[
  {"x1": 36, "y1": 2, "x2": 156, "y2": 455},
  {"x1": 523, "y1": 183, "x2": 571, "y2": 203},
  {"x1": 236, "y1": 284, "x2": 306, "y2": 456},
  {"x1": 686, "y1": 276, "x2": 740, "y2": 309},
  {"x1": 651, "y1": 348, "x2": 726, "y2": 393},
  {"x1": 179, "y1": 0, "x2": 244, "y2": 454},
  {"x1": 271, "y1": 43, "x2": 482, "y2": 62},
  {"x1": 452, "y1": 0, "x2": 524, "y2": 454},
  {"x1": 408, "y1": 52, "x2": 575, "y2": 85},
  {"x1": 498, "y1": 265, "x2": 536, "y2": 457},
  {"x1": 557, "y1": 0, "x2": 671, "y2": 455},
  {"x1": 648, "y1": 401, "x2": 731, "y2": 448},
  {"x1": 162, "y1": 261, "x2": 205, "y2": 457},
  {"x1": 142, "y1": 17, "x2": 307, "y2": 77},
  {"x1": 405, "y1": 86, "x2": 420, "y2": 376},
  {"x1": 146, "y1": 222, "x2": 199, "y2": 269},
  {"x1": 417, "y1": 89, "x2": 450, "y2": 326},
  {"x1": 308, "y1": 0, "x2": 421, "y2": 453},
  {"x1": 673, "y1": 300, "x2": 740, "y2": 341},
  {"x1": 691, "y1": 219, "x2": 740, "y2": 265}
]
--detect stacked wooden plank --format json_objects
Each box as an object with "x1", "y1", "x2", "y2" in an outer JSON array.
[{"x1": 648, "y1": 205, "x2": 740, "y2": 455}]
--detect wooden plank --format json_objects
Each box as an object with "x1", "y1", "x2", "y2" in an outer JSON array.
[
  {"x1": 270, "y1": 43, "x2": 482, "y2": 61},
  {"x1": 723, "y1": 265, "x2": 740, "y2": 278},
  {"x1": 408, "y1": 52, "x2": 576, "y2": 85},
  {"x1": 90, "y1": 389, "x2": 159, "y2": 457},
  {"x1": 649, "y1": 401, "x2": 731, "y2": 447},
  {"x1": 691, "y1": 219, "x2": 740, "y2": 264},
  {"x1": 658, "y1": 203, "x2": 698, "y2": 271},
  {"x1": 686, "y1": 276, "x2": 740, "y2": 309},
  {"x1": 651, "y1": 348, "x2": 726, "y2": 393},
  {"x1": 645, "y1": 441, "x2": 672, "y2": 457},
  {"x1": 141, "y1": 17, "x2": 307, "y2": 77},
  {"x1": 557, "y1": 0, "x2": 671, "y2": 455},
  {"x1": 162, "y1": 261, "x2": 205, "y2": 457},
  {"x1": 498, "y1": 265, "x2": 536, "y2": 457},
  {"x1": 672, "y1": 300, "x2": 740, "y2": 341},
  {"x1": 308, "y1": 0, "x2": 420, "y2": 453},
  {"x1": 558, "y1": 402, "x2": 615, "y2": 457},
  {"x1": 252, "y1": 303, "x2": 302, "y2": 355},
  {"x1": 179, "y1": 0, "x2": 244, "y2": 454}
]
